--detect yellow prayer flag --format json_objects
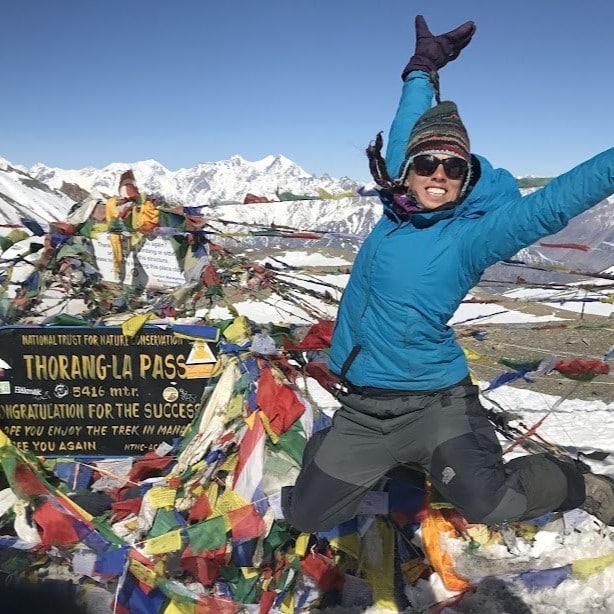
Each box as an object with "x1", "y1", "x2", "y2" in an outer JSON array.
[
  {"x1": 0, "y1": 429, "x2": 12, "y2": 449},
  {"x1": 213, "y1": 489, "x2": 248, "y2": 517},
  {"x1": 122, "y1": 313, "x2": 153, "y2": 338},
  {"x1": 89, "y1": 222, "x2": 108, "y2": 239},
  {"x1": 294, "y1": 533, "x2": 311, "y2": 557},
  {"x1": 517, "y1": 523, "x2": 539, "y2": 542},
  {"x1": 206, "y1": 482, "x2": 219, "y2": 508},
  {"x1": 147, "y1": 486, "x2": 177, "y2": 508},
  {"x1": 466, "y1": 525, "x2": 491, "y2": 546},
  {"x1": 163, "y1": 601, "x2": 194, "y2": 614},
  {"x1": 572, "y1": 552, "x2": 614, "y2": 579},
  {"x1": 241, "y1": 567, "x2": 259, "y2": 579},
  {"x1": 225, "y1": 394, "x2": 244, "y2": 423},
  {"x1": 105, "y1": 197, "x2": 118, "y2": 222},
  {"x1": 280, "y1": 590, "x2": 295, "y2": 614},
  {"x1": 129, "y1": 559, "x2": 158, "y2": 588},
  {"x1": 364, "y1": 518, "x2": 398, "y2": 611},
  {"x1": 224, "y1": 316, "x2": 251, "y2": 343},
  {"x1": 462, "y1": 346, "x2": 482, "y2": 361},
  {"x1": 259, "y1": 412, "x2": 280, "y2": 444},
  {"x1": 401, "y1": 558, "x2": 430, "y2": 585},
  {"x1": 143, "y1": 529, "x2": 183, "y2": 555},
  {"x1": 329, "y1": 533, "x2": 361, "y2": 560},
  {"x1": 219, "y1": 452, "x2": 239, "y2": 472}
]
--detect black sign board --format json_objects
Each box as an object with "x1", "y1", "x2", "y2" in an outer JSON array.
[{"x1": 0, "y1": 326, "x2": 216, "y2": 456}]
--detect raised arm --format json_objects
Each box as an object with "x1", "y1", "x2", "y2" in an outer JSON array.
[
  {"x1": 385, "y1": 15, "x2": 476, "y2": 179},
  {"x1": 385, "y1": 72, "x2": 434, "y2": 180}
]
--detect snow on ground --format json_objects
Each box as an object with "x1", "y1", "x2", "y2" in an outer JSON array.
[
  {"x1": 203, "y1": 290, "x2": 340, "y2": 324},
  {"x1": 303, "y1": 372, "x2": 614, "y2": 614},
  {"x1": 303, "y1": 369, "x2": 614, "y2": 613},
  {"x1": 504, "y1": 286, "x2": 614, "y2": 318},
  {"x1": 227, "y1": 253, "x2": 614, "y2": 613},
  {"x1": 256, "y1": 250, "x2": 353, "y2": 268},
  {"x1": 450, "y1": 299, "x2": 567, "y2": 325}
]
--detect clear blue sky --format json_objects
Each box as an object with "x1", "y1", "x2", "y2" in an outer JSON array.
[{"x1": 3, "y1": 0, "x2": 613, "y2": 183}]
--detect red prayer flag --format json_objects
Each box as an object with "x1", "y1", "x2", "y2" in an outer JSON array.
[
  {"x1": 32, "y1": 499, "x2": 80, "y2": 546},
  {"x1": 227, "y1": 504, "x2": 266, "y2": 540},
  {"x1": 554, "y1": 358, "x2": 610, "y2": 381},
  {"x1": 128, "y1": 452, "x2": 174, "y2": 482},
  {"x1": 256, "y1": 366, "x2": 305, "y2": 435},
  {"x1": 243, "y1": 193, "x2": 271, "y2": 204},
  {"x1": 303, "y1": 361, "x2": 341, "y2": 395},
  {"x1": 283, "y1": 320, "x2": 335, "y2": 351},
  {"x1": 195, "y1": 595, "x2": 242, "y2": 614},
  {"x1": 539, "y1": 242, "x2": 590, "y2": 251},
  {"x1": 259, "y1": 591, "x2": 276, "y2": 614},
  {"x1": 181, "y1": 545, "x2": 227, "y2": 586},
  {"x1": 300, "y1": 552, "x2": 344, "y2": 592},
  {"x1": 202, "y1": 264, "x2": 221, "y2": 287},
  {"x1": 112, "y1": 498, "x2": 143, "y2": 521},
  {"x1": 13, "y1": 463, "x2": 49, "y2": 497},
  {"x1": 188, "y1": 492, "x2": 213, "y2": 523}
]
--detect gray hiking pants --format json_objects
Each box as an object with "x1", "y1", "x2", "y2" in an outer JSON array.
[{"x1": 282, "y1": 378, "x2": 585, "y2": 533}]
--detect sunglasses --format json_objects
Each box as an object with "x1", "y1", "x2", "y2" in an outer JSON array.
[{"x1": 411, "y1": 154, "x2": 468, "y2": 180}]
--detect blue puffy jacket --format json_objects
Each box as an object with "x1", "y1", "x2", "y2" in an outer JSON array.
[{"x1": 329, "y1": 72, "x2": 614, "y2": 390}]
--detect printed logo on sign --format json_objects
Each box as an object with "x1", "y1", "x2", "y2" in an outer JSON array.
[
  {"x1": 0, "y1": 382, "x2": 10, "y2": 395},
  {"x1": 162, "y1": 386, "x2": 179, "y2": 402},
  {"x1": 14, "y1": 386, "x2": 43, "y2": 396},
  {"x1": 54, "y1": 384, "x2": 69, "y2": 398}
]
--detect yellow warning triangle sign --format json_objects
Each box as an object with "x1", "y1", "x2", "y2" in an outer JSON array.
[{"x1": 187, "y1": 340, "x2": 217, "y2": 364}]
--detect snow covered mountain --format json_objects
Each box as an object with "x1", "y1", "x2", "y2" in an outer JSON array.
[
  {"x1": 4, "y1": 153, "x2": 614, "y2": 276},
  {"x1": 27, "y1": 155, "x2": 363, "y2": 207},
  {"x1": 0, "y1": 157, "x2": 75, "y2": 225},
  {"x1": 9, "y1": 154, "x2": 381, "y2": 250}
]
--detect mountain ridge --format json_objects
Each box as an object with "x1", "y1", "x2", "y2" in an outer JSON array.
[
  {"x1": 26, "y1": 154, "x2": 363, "y2": 208},
  {"x1": 2, "y1": 154, "x2": 614, "y2": 279}
]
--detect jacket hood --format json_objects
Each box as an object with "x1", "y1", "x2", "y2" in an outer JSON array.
[{"x1": 382, "y1": 154, "x2": 521, "y2": 227}]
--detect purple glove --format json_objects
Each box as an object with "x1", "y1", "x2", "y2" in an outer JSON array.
[{"x1": 401, "y1": 15, "x2": 476, "y2": 81}]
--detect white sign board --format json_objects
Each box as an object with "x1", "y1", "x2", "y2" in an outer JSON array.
[{"x1": 91, "y1": 233, "x2": 186, "y2": 289}]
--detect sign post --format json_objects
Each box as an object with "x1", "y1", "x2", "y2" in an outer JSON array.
[{"x1": 0, "y1": 326, "x2": 217, "y2": 456}]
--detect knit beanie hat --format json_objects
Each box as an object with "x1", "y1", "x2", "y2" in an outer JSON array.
[{"x1": 400, "y1": 101, "x2": 471, "y2": 184}]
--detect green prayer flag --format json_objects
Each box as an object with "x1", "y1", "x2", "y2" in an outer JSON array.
[
  {"x1": 263, "y1": 521, "x2": 293, "y2": 558},
  {"x1": 90, "y1": 517, "x2": 126, "y2": 546},
  {"x1": 0, "y1": 549, "x2": 33, "y2": 574},
  {"x1": 269, "y1": 421, "x2": 306, "y2": 465},
  {"x1": 157, "y1": 578, "x2": 199, "y2": 605},
  {"x1": 219, "y1": 566, "x2": 260, "y2": 603},
  {"x1": 498, "y1": 356, "x2": 542, "y2": 370},
  {"x1": 0, "y1": 236, "x2": 14, "y2": 251},
  {"x1": 186, "y1": 515, "x2": 226, "y2": 553},
  {"x1": 149, "y1": 509, "x2": 182, "y2": 538}
]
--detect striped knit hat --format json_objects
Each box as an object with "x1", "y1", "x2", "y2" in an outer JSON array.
[{"x1": 399, "y1": 101, "x2": 471, "y2": 189}]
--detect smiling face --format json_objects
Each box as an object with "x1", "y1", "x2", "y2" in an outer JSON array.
[{"x1": 403, "y1": 154, "x2": 464, "y2": 210}]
